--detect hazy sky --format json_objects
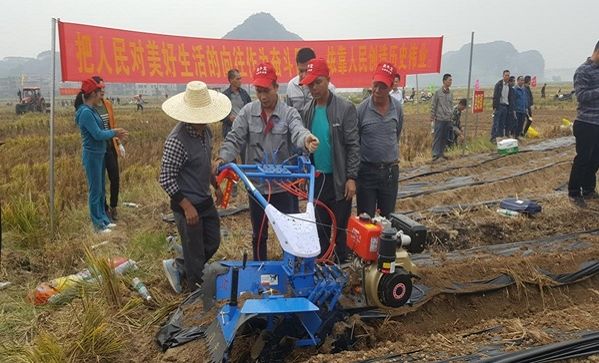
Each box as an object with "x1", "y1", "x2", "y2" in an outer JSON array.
[{"x1": 1, "y1": 0, "x2": 596, "y2": 69}]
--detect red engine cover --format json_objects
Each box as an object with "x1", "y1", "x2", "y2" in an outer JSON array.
[{"x1": 347, "y1": 216, "x2": 382, "y2": 261}]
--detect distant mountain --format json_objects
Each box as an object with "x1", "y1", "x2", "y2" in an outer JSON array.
[
  {"x1": 412, "y1": 41, "x2": 545, "y2": 87},
  {"x1": 0, "y1": 51, "x2": 60, "y2": 79},
  {"x1": 223, "y1": 12, "x2": 302, "y2": 41},
  {"x1": 545, "y1": 68, "x2": 576, "y2": 83}
]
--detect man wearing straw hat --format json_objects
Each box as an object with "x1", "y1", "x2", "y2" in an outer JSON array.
[
  {"x1": 213, "y1": 62, "x2": 320, "y2": 261},
  {"x1": 159, "y1": 81, "x2": 232, "y2": 293}
]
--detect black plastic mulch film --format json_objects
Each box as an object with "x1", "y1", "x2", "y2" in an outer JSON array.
[{"x1": 156, "y1": 258, "x2": 598, "y2": 351}]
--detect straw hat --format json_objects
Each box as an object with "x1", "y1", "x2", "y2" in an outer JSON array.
[{"x1": 162, "y1": 81, "x2": 232, "y2": 124}]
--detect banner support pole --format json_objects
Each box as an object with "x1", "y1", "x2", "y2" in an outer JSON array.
[
  {"x1": 49, "y1": 18, "x2": 57, "y2": 240},
  {"x1": 415, "y1": 75, "x2": 419, "y2": 104},
  {"x1": 462, "y1": 31, "x2": 474, "y2": 154}
]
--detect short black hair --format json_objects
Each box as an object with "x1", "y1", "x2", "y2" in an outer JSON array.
[
  {"x1": 227, "y1": 68, "x2": 240, "y2": 81},
  {"x1": 509, "y1": 76, "x2": 515, "y2": 82},
  {"x1": 458, "y1": 98, "x2": 467, "y2": 106},
  {"x1": 524, "y1": 75, "x2": 531, "y2": 83},
  {"x1": 296, "y1": 48, "x2": 316, "y2": 64},
  {"x1": 443, "y1": 73, "x2": 452, "y2": 81},
  {"x1": 595, "y1": 40, "x2": 599, "y2": 52},
  {"x1": 394, "y1": 74, "x2": 401, "y2": 81},
  {"x1": 503, "y1": 70, "x2": 510, "y2": 75},
  {"x1": 517, "y1": 76, "x2": 524, "y2": 81}
]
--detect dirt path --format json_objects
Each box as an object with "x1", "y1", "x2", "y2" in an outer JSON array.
[{"x1": 294, "y1": 138, "x2": 599, "y2": 362}]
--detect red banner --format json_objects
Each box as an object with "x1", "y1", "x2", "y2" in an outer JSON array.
[
  {"x1": 59, "y1": 87, "x2": 81, "y2": 95},
  {"x1": 472, "y1": 90, "x2": 484, "y2": 114},
  {"x1": 58, "y1": 21, "x2": 443, "y2": 87}
]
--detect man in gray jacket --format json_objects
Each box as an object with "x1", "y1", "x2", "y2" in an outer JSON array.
[
  {"x1": 299, "y1": 58, "x2": 360, "y2": 263},
  {"x1": 213, "y1": 62, "x2": 319, "y2": 261},
  {"x1": 357, "y1": 62, "x2": 404, "y2": 218},
  {"x1": 430, "y1": 73, "x2": 454, "y2": 162}
]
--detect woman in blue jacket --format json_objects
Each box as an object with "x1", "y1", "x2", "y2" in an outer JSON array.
[{"x1": 74, "y1": 78, "x2": 128, "y2": 233}]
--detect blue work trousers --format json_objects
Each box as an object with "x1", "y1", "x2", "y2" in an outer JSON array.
[{"x1": 82, "y1": 150, "x2": 111, "y2": 230}]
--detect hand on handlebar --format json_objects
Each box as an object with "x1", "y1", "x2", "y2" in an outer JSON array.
[{"x1": 211, "y1": 158, "x2": 224, "y2": 176}]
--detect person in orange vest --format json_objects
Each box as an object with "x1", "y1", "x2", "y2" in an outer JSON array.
[{"x1": 92, "y1": 76, "x2": 126, "y2": 221}]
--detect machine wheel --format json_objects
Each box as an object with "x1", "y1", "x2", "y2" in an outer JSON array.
[
  {"x1": 226, "y1": 314, "x2": 321, "y2": 363},
  {"x1": 377, "y1": 270, "x2": 412, "y2": 308}
]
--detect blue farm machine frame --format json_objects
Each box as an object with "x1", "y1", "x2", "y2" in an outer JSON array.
[{"x1": 201, "y1": 156, "x2": 425, "y2": 362}]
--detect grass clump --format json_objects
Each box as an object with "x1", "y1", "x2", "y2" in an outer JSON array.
[{"x1": 2, "y1": 193, "x2": 48, "y2": 248}]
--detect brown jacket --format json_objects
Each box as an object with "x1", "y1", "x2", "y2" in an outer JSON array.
[{"x1": 103, "y1": 99, "x2": 123, "y2": 157}]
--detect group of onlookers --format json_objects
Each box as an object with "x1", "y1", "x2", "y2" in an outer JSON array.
[
  {"x1": 490, "y1": 70, "x2": 534, "y2": 141},
  {"x1": 158, "y1": 48, "x2": 403, "y2": 292},
  {"x1": 72, "y1": 39, "x2": 599, "y2": 295}
]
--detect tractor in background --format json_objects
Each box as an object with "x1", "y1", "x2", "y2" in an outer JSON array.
[{"x1": 16, "y1": 87, "x2": 49, "y2": 115}]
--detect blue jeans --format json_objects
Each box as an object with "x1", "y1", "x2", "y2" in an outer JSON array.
[
  {"x1": 568, "y1": 121, "x2": 599, "y2": 197},
  {"x1": 491, "y1": 105, "x2": 508, "y2": 139},
  {"x1": 356, "y1": 163, "x2": 399, "y2": 218},
  {"x1": 515, "y1": 112, "x2": 527, "y2": 137},
  {"x1": 433, "y1": 120, "x2": 451, "y2": 158},
  {"x1": 82, "y1": 150, "x2": 111, "y2": 230}
]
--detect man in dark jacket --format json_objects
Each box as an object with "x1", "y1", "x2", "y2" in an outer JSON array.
[
  {"x1": 221, "y1": 69, "x2": 252, "y2": 139},
  {"x1": 506, "y1": 76, "x2": 517, "y2": 137},
  {"x1": 159, "y1": 81, "x2": 230, "y2": 293},
  {"x1": 524, "y1": 75, "x2": 534, "y2": 116},
  {"x1": 568, "y1": 41, "x2": 599, "y2": 207},
  {"x1": 491, "y1": 70, "x2": 514, "y2": 142},
  {"x1": 521, "y1": 75, "x2": 535, "y2": 136},
  {"x1": 299, "y1": 58, "x2": 360, "y2": 263}
]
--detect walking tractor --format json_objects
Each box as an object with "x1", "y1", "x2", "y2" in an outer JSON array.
[{"x1": 202, "y1": 156, "x2": 426, "y2": 362}]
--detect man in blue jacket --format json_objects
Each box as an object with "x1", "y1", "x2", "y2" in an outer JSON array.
[
  {"x1": 513, "y1": 76, "x2": 530, "y2": 138},
  {"x1": 568, "y1": 41, "x2": 599, "y2": 206}
]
